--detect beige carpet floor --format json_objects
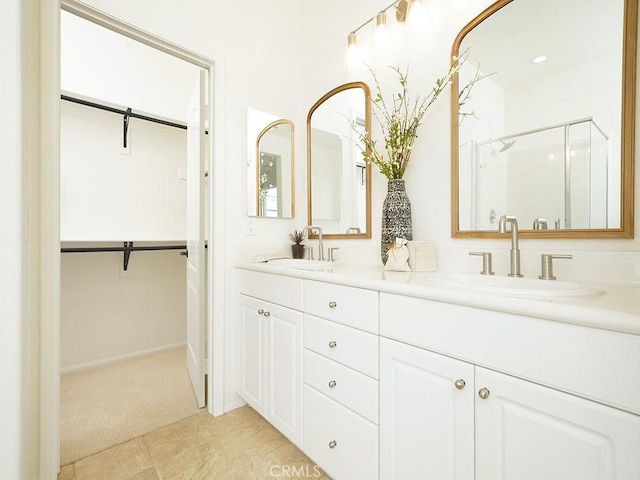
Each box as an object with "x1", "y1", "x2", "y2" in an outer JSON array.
[{"x1": 60, "y1": 346, "x2": 203, "y2": 466}]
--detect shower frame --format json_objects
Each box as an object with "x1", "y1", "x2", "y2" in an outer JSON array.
[{"x1": 472, "y1": 117, "x2": 609, "y2": 230}]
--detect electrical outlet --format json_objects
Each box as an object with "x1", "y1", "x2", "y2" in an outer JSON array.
[{"x1": 246, "y1": 219, "x2": 256, "y2": 236}]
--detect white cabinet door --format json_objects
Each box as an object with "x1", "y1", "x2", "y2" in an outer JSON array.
[
  {"x1": 476, "y1": 367, "x2": 640, "y2": 480},
  {"x1": 238, "y1": 295, "x2": 267, "y2": 416},
  {"x1": 266, "y1": 303, "x2": 303, "y2": 447},
  {"x1": 380, "y1": 338, "x2": 474, "y2": 480}
]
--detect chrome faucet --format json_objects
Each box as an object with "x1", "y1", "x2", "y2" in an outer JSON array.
[
  {"x1": 498, "y1": 215, "x2": 523, "y2": 277},
  {"x1": 303, "y1": 225, "x2": 324, "y2": 261}
]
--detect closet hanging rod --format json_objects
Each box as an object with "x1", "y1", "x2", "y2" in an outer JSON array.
[
  {"x1": 61, "y1": 242, "x2": 194, "y2": 271},
  {"x1": 61, "y1": 94, "x2": 188, "y2": 130},
  {"x1": 61, "y1": 244, "x2": 187, "y2": 253}
]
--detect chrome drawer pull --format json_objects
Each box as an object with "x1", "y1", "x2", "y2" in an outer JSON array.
[
  {"x1": 328, "y1": 301, "x2": 337, "y2": 308},
  {"x1": 478, "y1": 387, "x2": 490, "y2": 400},
  {"x1": 328, "y1": 440, "x2": 337, "y2": 449},
  {"x1": 257, "y1": 309, "x2": 264, "y2": 315},
  {"x1": 263, "y1": 311, "x2": 271, "y2": 317},
  {"x1": 454, "y1": 379, "x2": 466, "y2": 390},
  {"x1": 328, "y1": 380, "x2": 337, "y2": 388},
  {"x1": 328, "y1": 340, "x2": 337, "y2": 349}
]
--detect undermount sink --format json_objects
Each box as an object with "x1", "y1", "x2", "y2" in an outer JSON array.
[
  {"x1": 266, "y1": 258, "x2": 336, "y2": 269},
  {"x1": 427, "y1": 272, "x2": 605, "y2": 299}
]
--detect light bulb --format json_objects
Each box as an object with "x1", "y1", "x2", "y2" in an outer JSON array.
[
  {"x1": 408, "y1": 0, "x2": 428, "y2": 27},
  {"x1": 345, "y1": 32, "x2": 360, "y2": 68},
  {"x1": 375, "y1": 11, "x2": 389, "y2": 45}
]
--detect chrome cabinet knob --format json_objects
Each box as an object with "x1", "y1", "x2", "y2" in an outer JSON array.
[
  {"x1": 328, "y1": 301, "x2": 337, "y2": 308},
  {"x1": 478, "y1": 387, "x2": 490, "y2": 400},
  {"x1": 328, "y1": 380, "x2": 337, "y2": 388},
  {"x1": 263, "y1": 311, "x2": 271, "y2": 317},
  {"x1": 328, "y1": 440, "x2": 337, "y2": 449},
  {"x1": 257, "y1": 309, "x2": 264, "y2": 315},
  {"x1": 328, "y1": 340, "x2": 337, "y2": 349},
  {"x1": 454, "y1": 379, "x2": 466, "y2": 390}
]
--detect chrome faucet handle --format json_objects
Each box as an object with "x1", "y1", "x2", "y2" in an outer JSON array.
[
  {"x1": 328, "y1": 247, "x2": 339, "y2": 262},
  {"x1": 533, "y1": 218, "x2": 549, "y2": 230},
  {"x1": 539, "y1": 254, "x2": 572, "y2": 280},
  {"x1": 469, "y1": 252, "x2": 494, "y2": 275},
  {"x1": 304, "y1": 246, "x2": 314, "y2": 260}
]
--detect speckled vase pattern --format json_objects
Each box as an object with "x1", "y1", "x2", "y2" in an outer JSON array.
[{"x1": 381, "y1": 179, "x2": 413, "y2": 264}]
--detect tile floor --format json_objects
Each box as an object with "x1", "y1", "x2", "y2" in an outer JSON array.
[{"x1": 58, "y1": 406, "x2": 330, "y2": 480}]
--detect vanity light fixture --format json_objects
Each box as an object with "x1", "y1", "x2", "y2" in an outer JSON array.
[{"x1": 346, "y1": 0, "x2": 426, "y2": 62}]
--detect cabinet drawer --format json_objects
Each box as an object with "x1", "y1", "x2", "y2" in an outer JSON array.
[
  {"x1": 304, "y1": 280, "x2": 378, "y2": 333},
  {"x1": 304, "y1": 349, "x2": 378, "y2": 424},
  {"x1": 238, "y1": 269, "x2": 303, "y2": 310},
  {"x1": 304, "y1": 314, "x2": 379, "y2": 379},
  {"x1": 304, "y1": 385, "x2": 378, "y2": 480}
]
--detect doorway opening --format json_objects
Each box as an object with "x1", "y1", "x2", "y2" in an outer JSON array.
[{"x1": 41, "y1": 1, "x2": 225, "y2": 475}]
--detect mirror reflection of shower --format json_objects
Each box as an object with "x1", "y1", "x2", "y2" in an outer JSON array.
[{"x1": 473, "y1": 117, "x2": 610, "y2": 231}]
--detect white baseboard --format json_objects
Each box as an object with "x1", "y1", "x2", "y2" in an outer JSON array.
[{"x1": 61, "y1": 341, "x2": 187, "y2": 374}]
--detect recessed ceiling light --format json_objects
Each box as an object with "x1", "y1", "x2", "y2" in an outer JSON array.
[{"x1": 532, "y1": 55, "x2": 547, "y2": 64}]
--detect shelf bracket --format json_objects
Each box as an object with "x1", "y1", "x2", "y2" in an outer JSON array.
[
  {"x1": 123, "y1": 108, "x2": 132, "y2": 148},
  {"x1": 123, "y1": 241, "x2": 133, "y2": 270}
]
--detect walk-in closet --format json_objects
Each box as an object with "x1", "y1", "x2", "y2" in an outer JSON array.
[{"x1": 59, "y1": 10, "x2": 208, "y2": 465}]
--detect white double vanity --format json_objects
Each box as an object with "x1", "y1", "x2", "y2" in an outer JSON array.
[{"x1": 236, "y1": 262, "x2": 640, "y2": 479}]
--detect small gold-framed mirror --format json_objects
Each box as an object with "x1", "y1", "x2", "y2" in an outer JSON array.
[
  {"x1": 246, "y1": 109, "x2": 294, "y2": 218},
  {"x1": 306, "y1": 82, "x2": 372, "y2": 239},
  {"x1": 451, "y1": 0, "x2": 637, "y2": 238}
]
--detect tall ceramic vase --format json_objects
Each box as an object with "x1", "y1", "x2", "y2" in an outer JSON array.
[{"x1": 381, "y1": 179, "x2": 413, "y2": 264}]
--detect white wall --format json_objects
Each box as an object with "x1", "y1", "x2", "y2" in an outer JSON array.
[
  {"x1": 60, "y1": 250, "x2": 186, "y2": 370},
  {"x1": 0, "y1": 0, "x2": 25, "y2": 475},
  {"x1": 2, "y1": 0, "x2": 42, "y2": 477},
  {"x1": 61, "y1": 10, "x2": 201, "y2": 123},
  {"x1": 59, "y1": 25, "x2": 190, "y2": 380},
  {"x1": 60, "y1": 101, "x2": 187, "y2": 241}
]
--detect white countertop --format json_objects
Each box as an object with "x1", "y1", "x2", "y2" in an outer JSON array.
[{"x1": 236, "y1": 262, "x2": 640, "y2": 336}]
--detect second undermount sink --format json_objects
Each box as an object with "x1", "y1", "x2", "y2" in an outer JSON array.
[
  {"x1": 427, "y1": 272, "x2": 605, "y2": 299},
  {"x1": 266, "y1": 258, "x2": 337, "y2": 269}
]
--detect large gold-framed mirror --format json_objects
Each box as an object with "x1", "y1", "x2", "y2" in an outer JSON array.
[
  {"x1": 246, "y1": 109, "x2": 294, "y2": 218},
  {"x1": 451, "y1": 0, "x2": 637, "y2": 238},
  {"x1": 307, "y1": 82, "x2": 372, "y2": 239}
]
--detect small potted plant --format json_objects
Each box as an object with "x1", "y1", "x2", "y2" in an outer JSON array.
[{"x1": 289, "y1": 229, "x2": 305, "y2": 259}]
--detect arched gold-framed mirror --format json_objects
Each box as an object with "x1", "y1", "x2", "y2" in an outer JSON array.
[
  {"x1": 246, "y1": 109, "x2": 294, "y2": 218},
  {"x1": 306, "y1": 82, "x2": 372, "y2": 239},
  {"x1": 255, "y1": 119, "x2": 294, "y2": 218},
  {"x1": 451, "y1": 0, "x2": 637, "y2": 238}
]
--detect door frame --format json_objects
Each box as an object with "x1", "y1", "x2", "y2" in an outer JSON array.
[{"x1": 41, "y1": 1, "x2": 226, "y2": 476}]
